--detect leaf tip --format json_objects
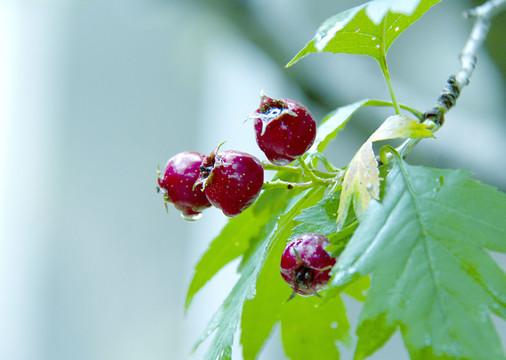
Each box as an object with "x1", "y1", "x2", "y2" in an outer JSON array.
[
  {"x1": 286, "y1": 40, "x2": 317, "y2": 68},
  {"x1": 184, "y1": 292, "x2": 194, "y2": 313},
  {"x1": 286, "y1": 53, "x2": 303, "y2": 68}
]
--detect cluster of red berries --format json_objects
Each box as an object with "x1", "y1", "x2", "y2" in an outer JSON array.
[
  {"x1": 158, "y1": 94, "x2": 335, "y2": 297},
  {"x1": 157, "y1": 94, "x2": 316, "y2": 219}
]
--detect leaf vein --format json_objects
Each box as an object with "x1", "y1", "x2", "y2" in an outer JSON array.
[
  {"x1": 396, "y1": 162, "x2": 461, "y2": 347},
  {"x1": 422, "y1": 197, "x2": 505, "y2": 235}
]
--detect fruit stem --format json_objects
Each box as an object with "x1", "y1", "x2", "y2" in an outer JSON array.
[
  {"x1": 262, "y1": 180, "x2": 314, "y2": 190},
  {"x1": 261, "y1": 162, "x2": 301, "y2": 174},
  {"x1": 262, "y1": 164, "x2": 336, "y2": 190},
  {"x1": 262, "y1": 161, "x2": 340, "y2": 179},
  {"x1": 298, "y1": 158, "x2": 332, "y2": 186},
  {"x1": 311, "y1": 153, "x2": 339, "y2": 172}
]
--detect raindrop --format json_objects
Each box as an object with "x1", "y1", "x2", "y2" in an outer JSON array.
[
  {"x1": 181, "y1": 213, "x2": 202, "y2": 221},
  {"x1": 394, "y1": 26, "x2": 400, "y2": 32},
  {"x1": 330, "y1": 322, "x2": 338, "y2": 329},
  {"x1": 355, "y1": 28, "x2": 360, "y2": 32},
  {"x1": 376, "y1": 44, "x2": 380, "y2": 49},
  {"x1": 371, "y1": 37, "x2": 376, "y2": 41}
]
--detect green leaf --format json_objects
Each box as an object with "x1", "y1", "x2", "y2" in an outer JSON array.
[
  {"x1": 337, "y1": 144, "x2": 379, "y2": 229},
  {"x1": 240, "y1": 188, "x2": 325, "y2": 360},
  {"x1": 287, "y1": 0, "x2": 441, "y2": 66},
  {"x1": 368, "y1": 115, "x2": 434, "y2": 142},
  {"x1": 196, "y1": 187, "x2": 328, "y2": 359},
  {"x1": 307, "y1": 99, "x2": 421, "y2": 168},
  {"x1": 329, "y1": 155, "x2": 506, "y2": 360},
  {"x1": 193, "y1": 221, "x2": 274, "y2": 360},
  {"x1": 327, "y1": 222, "x2": 358, "y2": 256},
  {"x1": 336, "y1": 115, "x2": 433, "y2": 230},
  {"x1": 292, "y1": 192, "x2": 341, "y2": 238},
  {"x1": 185, "y1": 173, "x2": 300, "y2": 311},
  {"x1": 241, "y1": 188, "x2": 367, "y2": 360},
  {"x1": 281, "y1": 295, "x2": 350, "y2": 360},
  {"x1": 338, "y1": 275, "x2": 370, "y2": 302}
]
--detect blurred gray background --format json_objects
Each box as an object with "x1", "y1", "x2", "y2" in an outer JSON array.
[{"x1": 0, "y1": 0, "x2": 504, "y2": 359}]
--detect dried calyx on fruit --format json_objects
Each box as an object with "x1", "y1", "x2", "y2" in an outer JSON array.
[
  {"x1": 196, "y1": 146, "x2": 264, "y2": 217},
  {"x1": 280, "y1": 233, "x2": 336, "y2": 301},
  {"x1": 157, "y1": 151, "x2": 212, "y2": 221},
  {"x1": 253, "y1": 94, "x2": 316, "y2": 166}
]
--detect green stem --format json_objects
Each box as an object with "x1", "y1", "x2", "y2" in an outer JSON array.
[
  {"x1": 261, "y1": 162, "x2": 301, "y2": 174},
  {"x1": 262, "y1": 180, "x2": 314, "y2": 190},
  {"x1": 262, "y1": 158, "x2": 337, "y2": 190},
  {"x1": 368, "y1": 100, "x2": 424, "y2": 121},
  {"x1": 379, "y1": 54, "x2": 402, "y2": 116},
  {"x1": 298, "y1": 158, "x2": 325, "y2": 184},
  {"x1": 311, "y1": 153, "x2": 339, "y2": 172},
  {"x1": 262, "y1": 160, "x2": 340, "y2": 179}
]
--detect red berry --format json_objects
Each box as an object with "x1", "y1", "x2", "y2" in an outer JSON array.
[
  {"x1": 253, "y1": 94, "x2": 316, "y2": 165},
  {"x1": 198, "y1": 148, "x2": 264, "y2": 217},
  {"x1": 157, "y1": 151, "x2": 211, "y2": 220},
  {"x1": 280, "y1": 233, "x2": 336, "y2": 299}
]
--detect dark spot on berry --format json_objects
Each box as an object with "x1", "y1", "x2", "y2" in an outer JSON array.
[
  {"x1": 294, "y1": 265, "x2": 314, "y2": 287},
  {"x1": 199, "y1": 165, "x2": 213, "y2": 178}
]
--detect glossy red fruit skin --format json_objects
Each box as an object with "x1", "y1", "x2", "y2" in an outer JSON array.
[
  {"x1": 202, "y1": 150, "x2": 264, "y2": 217},
  {"x1": 157, "y1": 151, "x2": 211, "y2": 220},
  {"x1": 280, "y1": 233, "x2": 336, "y2": 296},
  {"x1": 254, "y1": 95, "x2": 316, "y2": 166}
]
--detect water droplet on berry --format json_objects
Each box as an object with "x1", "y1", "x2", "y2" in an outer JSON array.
[{"x1": 181, "y1": 213, "x2": 202, "y2": 221}]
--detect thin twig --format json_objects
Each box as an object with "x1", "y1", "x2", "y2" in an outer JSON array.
[{"x1": 397, "y1": 0, "x2": 506, "y2": 159}]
